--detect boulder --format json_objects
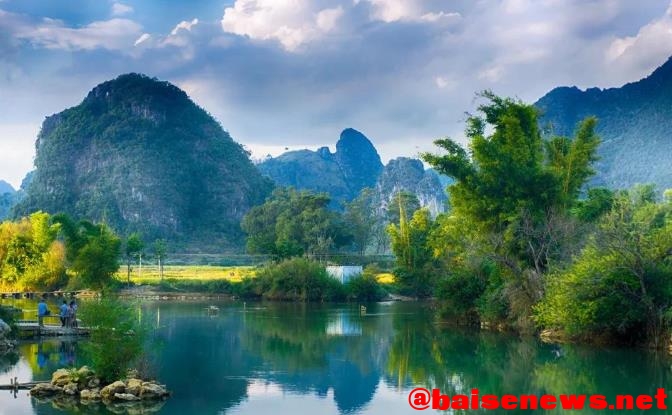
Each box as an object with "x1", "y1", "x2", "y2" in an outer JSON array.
[
  {"x1": 139, "y1": 382, "x2": 169, "y2": 400},
  {"x1": 115, "y1": 393, "x2": 141, "y2": 401},
  {"x1": 51, "y1": 369, "x2": 73, "y2": 386},
  {"x1": 80, "y1": 388, "x2": 102, "y2": 401},
  {"x1": 30, "y1": 383, "x2": 63, "y2": 397},
  {"x1": 101, "y1": 381, "x2": 126, "y2": 400},
  {"x1": 63, "y1": 382, "x2": 79, "y2": 395},
  {"x1": 87, "y1": 377, "x2": 101, "y2": 389},
  {"x1": 77, "y1": 366, "x2": 94, "y2": 378},
  {"x1": 126, "y1": 378, "x2": 143, "y2": 396},
  {"x1": 0, "y1": 318, "x2": 10, "y2": 336}
]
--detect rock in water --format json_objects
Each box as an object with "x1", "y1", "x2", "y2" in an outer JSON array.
[
  {"x1": 30, "y1": 383, "x2": 63, "y2": 397},
  {"x1": 13, "y1": 73, "x2": 273, "y2": 249}
]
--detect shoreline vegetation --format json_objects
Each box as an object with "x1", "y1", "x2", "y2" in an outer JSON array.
[{"x1": 0, "y1": 93, "x2": 671, "y2": 352}]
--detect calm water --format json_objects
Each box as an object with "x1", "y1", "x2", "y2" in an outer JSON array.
[{"x1": 1, "y1": 300, "x2": 671, "y2": 414}]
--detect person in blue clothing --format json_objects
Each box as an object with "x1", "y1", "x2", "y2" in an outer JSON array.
[
  {"x1": 59, "y1": 300, "x2": 69, "y2": 327},
  {"x1": 37, "y1": 296, "x2": 50, "y2": 327}
]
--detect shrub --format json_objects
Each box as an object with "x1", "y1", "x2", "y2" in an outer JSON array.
[
  {"x1": 78, "y1": 297, "x2": 147, "y2": 382},
  {"x1": 344, "y1": 274, "x2": 387, "y2": 302},
  {"x1": 254, "y1": 258, "x2": 345, "y2": 301}
]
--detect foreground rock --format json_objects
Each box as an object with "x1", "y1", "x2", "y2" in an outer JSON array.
[
  {"x1": 0, "y1": 318, "x2": 15, "y2": 354},
  {"x1": 30, "y1": 366, "x2": 170, "y2": 411}
]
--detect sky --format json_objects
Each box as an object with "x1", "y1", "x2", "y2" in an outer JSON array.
[{"x1": 1, "y1": 0, "x2": 672, "y2": 189}]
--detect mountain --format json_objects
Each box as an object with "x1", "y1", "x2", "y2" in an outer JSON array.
[
  {"x1": 13, "y1": 73, "x2": 273, "y2": 249},
  {"x1": 0, "y1": 180, "x2": 14, "y2": 195},
  {"x1": 0, "y1": 180, "x2": 16, "y2": 220},
  {"x1": 373, "y1": 158, "x2": 448, "y2": 216},
  {"x1": 257, "y1": 128, "x2": 383, "y2": 205},
  {"x1": 535, "y1": 57, "x2": 672, "y2": 191}
]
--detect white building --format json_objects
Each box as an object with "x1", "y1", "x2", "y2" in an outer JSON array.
[{"x1": 326, "y1": 265, "x2": 363, "y2": 284}]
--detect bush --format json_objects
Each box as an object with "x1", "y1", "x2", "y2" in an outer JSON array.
[
  {"x1": 344, "y1": 274, "x2": 387, "y2": 302},
  {"x1": 78, "y1": 297, "x2": 147, "y2": 382},
  {"x1": 253, "y1": 258, "x2": 345, "y2": 301}
]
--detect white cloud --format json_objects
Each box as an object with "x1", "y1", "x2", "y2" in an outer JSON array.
[
  {"x1": 171, "y1": 18, "x2": 199, "y2": 36},
  {"x1": 111, "y1": 2, "x2": 133, "y2": 16},
  {"x1": 134, "y1": 33, "x2": 151, "y2": 46},
  {"x1": 7, "y1": 14, "x2": 144, "y2": 52},
  {"x1": 365, "y1": 0, "x2": 458, "y2": 23},
  {"x1": 316, "y1": 7, "x2": 344, "y2": 32},
  {"x1": 221, "y1": 0, "x2": 345, "y2": 51},
  {"x1": 606, "y1": 2, "x2": 672, "y2": 75}
]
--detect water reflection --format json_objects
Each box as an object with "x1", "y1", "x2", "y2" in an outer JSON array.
[{"x1": 0, "y1": 300, "x2": 671, "y2": 415}]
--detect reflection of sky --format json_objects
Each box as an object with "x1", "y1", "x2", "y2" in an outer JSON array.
[{"x1": 231, "y1": 379, "x2": 420, "y2": 415}]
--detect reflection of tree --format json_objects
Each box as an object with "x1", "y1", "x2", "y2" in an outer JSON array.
[
  {"x1": 387, "y1": 311, "x2": 672, "y2": 413},
  {"x1": 533, "y1": 346, "x2": 672, "y2": 401},
  {"x1": 241, "y1": 303, "x2": 388, "y2": 413},
  {"x1": 0, "y1": 350, "x2": 19, "y2": 374},
  {"x1": 19, "y1": 339, "x2": 83, "y2": 380}
]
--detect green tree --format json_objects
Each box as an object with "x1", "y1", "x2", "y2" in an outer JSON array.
[
  {"x1": 242, "y1": 187, "x2": 351, "y2": 260},
  {"x1": 536, "y1": 186, "x2": 672, "y2": 346},
  {"x1": 124, "y1": 233, "x2": 144, "y2": 285},
  {"x1": 388, "y1": 208, "x2": 435, "y2": 298},
  {"x1": 153, "y1": 239, "x2": 168, "y2": 281},
  {"x1": 343, "y1": 188, "x2": 378, "y2": 255},
  {"x1": 71, "y1": 221, "x2": 121, "y2": 289},
  {"x1": 79, "y1": 297, "x2": 147, "y2": 382},
  {"x1": 422, "y1": 92, "x2": 600, "y2": 328}
]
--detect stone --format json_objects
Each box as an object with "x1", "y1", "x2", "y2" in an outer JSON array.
[
  {"x1": 77, "y1": 366, "x2": 94, "y2": 377},
  {"x1": 114, "y1": 393, "x2": 141, "y2": 401},
  {"x1": 126, "y1": 378, "x2": 143, "y2": 396},
  {"x1": 87, "y1": 377, "x2": 101, "y2": 388},
  {"x1": 139, "y1": 382, "x2": 169, "y2": 400},
  {"x1": 80, "y1": 388, "x2": 101, "y2": 401},
  {"x1": 101, "y1": 381, "x2": 126, "y2": 400},
  {"x1": 51, "y1": 369, "x2": 72, "y2": 386},
  {"x1": 0, "y1": 318, "x2": 10, "y2": 336},
  {"x1": 63, "y1": 382, "x2": 79, "y2": 395},
  {"x1": 30, "y1": 383, "x2": 63, "y2": 397}
]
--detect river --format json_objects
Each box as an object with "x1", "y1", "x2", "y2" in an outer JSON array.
[{"x1": 1, "y1": 300, "x2": 671, "y2": 414}]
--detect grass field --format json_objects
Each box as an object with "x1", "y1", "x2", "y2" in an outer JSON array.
[
  {"x1": 115, "y1": 265, "x2": 396, "y2": 286},
  {"x1": 115, "y1": 265, "x2": 257, "y2": 285}
]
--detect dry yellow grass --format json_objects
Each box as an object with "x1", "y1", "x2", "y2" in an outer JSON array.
[{"x1": 115, "y1": 265, "x2": 256, "y2": 284}]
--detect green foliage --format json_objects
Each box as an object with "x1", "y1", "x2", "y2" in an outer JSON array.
[
  {"x1": 124, "y1": 233, "x2": 144, "y2": 284},
  {"x1": 242, "y1": 188, "x2": 351, "y2": 260},
  {"x1": 12, "y1": 73, "x2": 272, "y2": 249},
  {"x1": 343, "y1": 188, "x2": 378, "y2": 255},
  {"x1": 251, "y1": 258, "x2": 345, "y2": 302},
  {"x1": 344, "y1": 272, "x2": 387, "y2": 302},
  {"x1": 388, "y1": 208, "x2": 436, "y2": 298},
  {"x1": 422, "y1": 92, "x2": 600, "y2": 329},
  {"x1": 0, "y1": 212, "x2": 67, "y2": 290},
  {"x1": 65, "y1": 220, "x2": 122, "y2": 290},
  {"x1": 536, "y1": 188, "x2": 672, "y2": 345},
  {"x1": 78, "y1": 297, "x2": 147, "y2": 383}
]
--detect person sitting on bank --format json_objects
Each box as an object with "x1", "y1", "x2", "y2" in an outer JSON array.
[
  {"x1": 37, "y1": 297, "x2": 50, "y2": 327},
  {"x1": 59, "y1": 300, "x2": 69, "y2": 327},
  {"x1": 68, "y1": 300, "x2": 78, "y2": 328}
]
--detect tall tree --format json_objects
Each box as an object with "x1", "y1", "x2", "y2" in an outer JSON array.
[
  {"x1": 124, "y1": 233, "x2": 144, "y2": 285},
  {"x1": 422, "y1": 92, "x2": 600, "y2": 328},
  {"x1": 242, "y1": 187, "x2": 351, "y2": 260},
  {"x1": 153, "y1": 239, "x2": 168, "y2": 281}
]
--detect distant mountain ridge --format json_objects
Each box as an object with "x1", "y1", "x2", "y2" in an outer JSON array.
[
  {"x1": 257, "y1": 128, "x2": 383, "y2": 205},
  {"x1": 0, "y1": 180, "x2": 14, "y2": 195},
  {"x1": 13, "y1": 73, "x2": 273, "y2": 248},
  {"x1": 535, "y1": 57, "x2": 672, "y2": 191},
  {"x1": 257, "y1": 130, "x2": 448, "y2": 214}
]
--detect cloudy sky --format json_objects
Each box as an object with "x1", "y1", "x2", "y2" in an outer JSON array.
[{"x1": 1, "y1": 0, "x2": 672, "y2": 188}]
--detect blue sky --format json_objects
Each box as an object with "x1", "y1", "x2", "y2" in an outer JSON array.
[{"x1": 1, "y1": 0, "x2": 671, "y2": 188}]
